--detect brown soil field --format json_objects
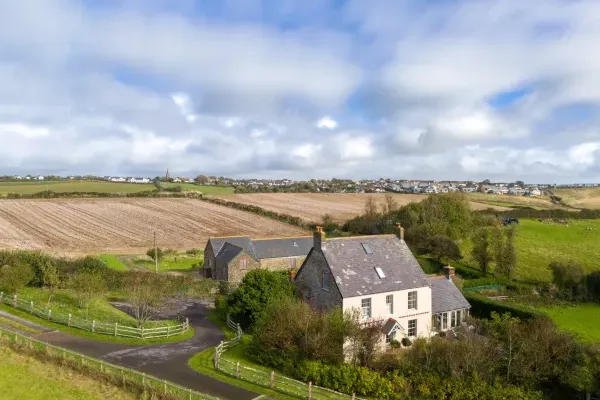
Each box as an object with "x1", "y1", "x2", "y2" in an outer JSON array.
[
  {"x1": 211, "y1": 193, "x2": 511, "y2": 224},
  {"x1": 553, "y1": 188, "x2": 600, "y2": 209},
  {"x1": 0, "y1": 198, "x2": 307, "y2": 254},
  {"x1": 463, "y1": 193, "x2": 560, "y2": 209}
]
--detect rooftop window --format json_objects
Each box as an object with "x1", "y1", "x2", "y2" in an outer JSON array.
[
  {"x1": 375, "y1": 267, "x2": 385, "y2": 279},
  {"x1": 361, "y1": 243, "x2": 373, "y2": 254}
]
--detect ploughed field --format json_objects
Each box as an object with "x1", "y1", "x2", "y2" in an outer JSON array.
[
  {"x1": 211, "y1": 193, "x2": 510, "y2": 224},
  {"x1": 554, "y1": 187, "x2": 600, "y2": 209},
  {"x1": 0, "y1": 198, "x2": 306, "y2": 254}
]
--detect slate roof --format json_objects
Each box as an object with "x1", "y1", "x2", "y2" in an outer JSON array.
[
  {"x1": 253, "y1": 237, "x2": 313, "y2": 259},
  {"x1": 217, "y1": 242, "x2": 245, "y2": 264},
  {"x1": 209, "y1": 236, "x2": 312, "y2": 262},
  {"x1": 323, "y1": 235, "x2": 430, "y2": 298},
  {"x1": 430, "y1": 277, "x2": 471, "y2": 313},
  {"x1": 382, "y1": 318, "x2": 403, "y2": 335}
]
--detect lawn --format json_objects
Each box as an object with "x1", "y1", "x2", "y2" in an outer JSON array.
[
  {"x1": 99, "y1": 254, "x2": 129, "y2": 271},
  {"x1": 536, "y1": 304, "x2": 600, "y2": 343},
  {"x1": 460, "y1": 219, "x2": 600, "y2": 283},
  {"x1": 132, "y1": 253, "x2": 203, "y2": 272},
  {"x1": 0, "y1": 345, "x2": 135, "y2": 400}
]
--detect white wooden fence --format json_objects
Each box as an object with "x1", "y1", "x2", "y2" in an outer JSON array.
[
  {"x1": 0, "y1": 292, "x2": 189, "y2": 340},
  {"x1": 213, "y1": 316, "x2": 363, "y2": 400},
  {"x1": 0, "y1": 326, "x2": 218, "y2": 400}
]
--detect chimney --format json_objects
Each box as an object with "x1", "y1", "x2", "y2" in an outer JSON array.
[
  {"x1": 396, "y1": 223, "x2": 405, "y2": 241},
  {"x1": 313, "y1": 225, "x2": 326, "y2": 249},
  {"x1": 289, "y1": 268, "x2": 297, "y2": 282},
  {"x1": 443, "y1": 265, "x2": 455, "y2": 281}
]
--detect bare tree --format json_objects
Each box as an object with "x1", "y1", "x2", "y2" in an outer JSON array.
[
  {"x1": 380, "y1": 194, "x2": 399, "y2": 214},
  {"x1": 69, "y1": 271, "x2": 107, "y2": 319},
  {"x1": 125, "y1": 272, "x2": 181, "y2": 328},
  {"x1": 41, "y1": 261, "x2": 60, "y2": 306}
]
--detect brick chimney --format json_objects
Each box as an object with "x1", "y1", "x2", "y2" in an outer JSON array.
[
  {"x1": 314, "y1": 225, "x2": 326, "y2": 249},
  {"x1": 443, "y1": 265, "x2": 455, "y2": 281},
  {"x1": 396, "y1": 223, "x2": 405, "y2": 241}
]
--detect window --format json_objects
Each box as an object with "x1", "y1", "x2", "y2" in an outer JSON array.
[
  {"x1": 321, "y1": 271, "x2": 329, "y2": 290},
  {"x1": 288, "y1": 258, "x2": 297, "y2": 269},
  {"x1": 361, "y1": 298, "x2": 372, "y2": 319},
  {"x1": 432, "y1": 314, "x2": 442, "y2": 332},
  {"x1": 240, "y1": 256, "x2": 247, "y2": 270},
  {"x1": 386, "y1": 331, "x2": 396, "y2": 344},
  {"x1": 442, "y1": 313, "x2": 448, "y2": 330},
  {"x1": 385, "y1": 294, "x2": 393, "y2": 314},
  {"x1": 457, "y1": 310, "x2": 462, "y2": 325},
  {"x1": 408, "y1": 319, "x2": 417, "y2": 337},
  {"x1": 451, "y1": 311, "x2": 456, "y2": 328},
  {"x1": 408, "y1": 291, "x2": 417, "y2": 310},
  {"x1": 375, "y1": 267, "x2": 385, "y2": 279},
  {"x1": 361, "y1": 243, "x2": 373, "y2": 254}
]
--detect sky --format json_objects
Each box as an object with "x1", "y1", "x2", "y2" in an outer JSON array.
[{"x1": 1, "y1": 0, "x2": 600, "y2": 183}]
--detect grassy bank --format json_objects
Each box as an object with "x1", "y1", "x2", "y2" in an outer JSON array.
[
  {"x1": 0, "y1": 345, "x2": 135, "y2": 400},
  {"x1": 99, "y1": 254, "x2": 129, "y2": 271},
  {"x1": 536, "y1": 304, "x2": 600, "y2": 343},
  {"x1": 132, "y1": 253, "x2": 203, "y2": 272}
]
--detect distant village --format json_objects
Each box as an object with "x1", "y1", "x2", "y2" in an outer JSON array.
[{"x1": 2, "y1": 174, "x2": 599, "y2": 196}]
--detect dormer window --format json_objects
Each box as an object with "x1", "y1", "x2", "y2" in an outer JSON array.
[
  {"x1": 375, "y1": 267, "x2": 385, "y2": 279},
  {"x1": 361, "y1": 243, "x2": 373, "y2": 254}
]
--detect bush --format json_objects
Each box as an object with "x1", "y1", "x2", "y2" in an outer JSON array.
[
  {"x1": 401, "y1": 337, "x2": 412, "y2": 347},
  {"x1": 0, "y1": 263, "x2": 34, "y2": 294},
  {"x1": 425, "y1": 235, "x2": 462, "y2": 261},
  {"x1": 465, "y1": 294, "x2": 545, "y2": 320},
  {"x1": 185, "y1": 248, "x2": 202, "y2": 256},
  {"x1": 146, "y1": 248, "x2": 164, "y2": 262},
  {"x1": 390, "y1": 339, "x2": 401, "y2": 349}
]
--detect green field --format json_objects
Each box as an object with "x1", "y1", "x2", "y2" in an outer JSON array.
[
  {"x1": 0, "y1": 180, "x2": 234, "y2": 195},
  {"x1": 537, "y1": 304, "x2": 600, "y2": 343},
  {"x1": 98, "y1": 254, "x2": 129, "y2": 271},
  {"x1": 461, "y1": 219, "x2": 600, "y2": 282},
  {"x1": 0, "y1": 345, "x2": 135, "y2": 400},
  {"x1": 131, "y1": 253, "x2": 203, "y2": 272}
]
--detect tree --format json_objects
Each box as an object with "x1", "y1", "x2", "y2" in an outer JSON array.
[
  {"x1": 40, "y1": 261, "x2": 60, "y2": 306},
  {"x1": 363, "y1": 196, "x2": 379, "y2": 220},
  {"x1": 380, "y1": 194, "x2": 398, "y2": 214},
  {"x1": 486, "y1": 312, "x2": 521, "y2": 381},
  {"x1": 124, "y1": 272, "x2": 182, "y2": 328},
  {"x1": 426, "y1": 235, "x2": 462, "y2": 261},
  {"x1": 498, "y1": 226, "x2": 517, "y2": 279},
  {"x1": 490, "y1": 226, "x2": 504, "y2": 271},
  {"x1": 69, "y1": 271, "x2": 106, "y2": 319},
  {"x1": 0, "y1": 263, "x2": 34, "y2": 294},
  {"x1": 321, "y1": 214, "x2": 338, "y2": 233},
  {"x1": 227, "y1": 269, "x2": 295, "y2": 331},
  {"x1": 195, "y1": 175, "x2": 208, "y2": 184},
  {"x1": 549, "y1": 261, "x2": 586, "y2": 297},
  {"x1": 515, "y1": 180, "x2": 525, "y2": 187},
  {"x1": 146, "y1": 247, "x2": 164, "y2": 263},
  {"x1": 471, "y1": 228, "x2": 491, "y2": 275}
]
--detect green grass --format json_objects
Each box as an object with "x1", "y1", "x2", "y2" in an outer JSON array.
[
  {"x1": 536, "y1": 304, "x2": 600, "y2": 343},
  {"x1": 0, "y1": 180, "x2": 234, "y2": 195},
  {"x1": 0, "y1": 316, "x2": 40, "y2": 334},
  {"x1": 98, "y1": 254, "x2": 129, "y2": 271},
  {"x1": 460, "y1": 219, "x2": 600, "y2": 283},
  {"x1": 0, "y1": 345, "x2": 135, "y2": 400},
  {"x1": 133, "y1": 254, "x2": 203, "y2": 272}
]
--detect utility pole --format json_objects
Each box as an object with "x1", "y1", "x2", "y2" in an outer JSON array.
[{"x1": 154, "y1": 231, "x2": 158, "y2": 273}]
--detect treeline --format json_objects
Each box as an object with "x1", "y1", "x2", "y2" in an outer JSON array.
[
  {"x1": 1, "y1": 190, "x2": 202, "y2": 199},
  {"x1": 218, "y1": 270, "x2": 600, "y2": 399}
]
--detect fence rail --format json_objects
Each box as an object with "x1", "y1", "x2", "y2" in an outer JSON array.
[
  {"x1": 0, "y1": 326, "x2": 218, "y2": 400},
  {"x1": 213, "y1": 315, "x2": 362, "y2": 400},
  {"x1": 0, "y1": 292, "x2": 188, "y2": 340}
]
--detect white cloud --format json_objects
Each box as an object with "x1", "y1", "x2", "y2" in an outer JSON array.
[
  {"x1": 569, "y1": 142, "x2": 600, "y2": 165},
  {"x1": 316, "y1": 116, "x2": 338, "y2": 130},
  {"x1": 0, "y1": 123, "x2": 50, "y2": 138},
  {"x1": 336, "y1": 134, "x2": 374, "y2": 161}
]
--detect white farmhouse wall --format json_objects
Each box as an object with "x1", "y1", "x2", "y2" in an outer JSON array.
[{"x1": 342, "y1": 285, "x2": 432, "y2": 339}]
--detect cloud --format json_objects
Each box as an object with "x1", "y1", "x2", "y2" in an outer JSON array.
[{"x1": 316, "y1": 116, "x2": 338, "y2": 129}]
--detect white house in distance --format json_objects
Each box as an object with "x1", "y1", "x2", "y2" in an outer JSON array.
[{"x1": 294, "y1": 226, "x2": 470, "y2": 350}]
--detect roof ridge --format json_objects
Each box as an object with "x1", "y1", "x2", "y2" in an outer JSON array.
[
  {"x1": 253, "y1": 236, "x2": 312, "y2": 241},
  {"x1": 326, "y1": 234, "x2": 397, "y2": 241},
  {"x1": 209, "y1": 235, "x2": 251, "y2": 239}
]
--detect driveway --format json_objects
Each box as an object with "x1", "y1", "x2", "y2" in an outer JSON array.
[{"x1": 31, "y1": 299, "x2": 257, "y2": 400}]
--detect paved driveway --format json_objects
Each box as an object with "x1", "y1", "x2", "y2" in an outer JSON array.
[{"x1": 34, "y1": 300, "x2": 257, "y2": 400}]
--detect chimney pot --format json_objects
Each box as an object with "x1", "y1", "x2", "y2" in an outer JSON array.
[
  {"x1": 443, "y1": 265, "x2": 456, "y2": 280},
  {"x1": 313, "y1": 226, "x2": 326, "y2": 249},
  {"x1": 396, "y1": 223, "x2": 405, "y2": 241}
]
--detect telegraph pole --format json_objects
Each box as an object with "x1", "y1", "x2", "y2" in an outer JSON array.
[{"x1": 154, "y1": 231, "x2": 158, "y2": 273}]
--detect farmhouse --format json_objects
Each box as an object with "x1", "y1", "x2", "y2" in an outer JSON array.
[
  {"x1": 294, "y1": 226, "x2": 470, "y2": 349},
  {"x1": 204, "y1": 235, "x2": 313, "y2": 282}
]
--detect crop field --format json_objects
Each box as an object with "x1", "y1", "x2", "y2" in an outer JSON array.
[
  {"x1": 0, "y1": 180, "x2": 234, "y2": 195},
  {"x1": 0, "y1": 198, "x2": 306, "y2": 254},
  {"x1": 463, "y1": 193, "x2": 560, "y2": 210},
  {"x1": 210, "y1": 193, "x2": 511, "y2": 224},
  {"x1": 554, "y1": 187, "x2": 600, "y2": 209}
]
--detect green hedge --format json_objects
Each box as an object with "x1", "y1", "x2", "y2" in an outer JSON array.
[{"x1": 465, "y1": 293, "x2": 546, "y2": 320}]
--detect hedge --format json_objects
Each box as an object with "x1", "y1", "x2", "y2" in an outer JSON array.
[
  {"x1": 1, "y1": 190, "x2": 202, "y2": 200},
  {"x1": 477, "y1": 207, "x2": 600, "y2": 220},
  {"x1": 464, "y1": 293, "x2": 546, "y2": 320}
]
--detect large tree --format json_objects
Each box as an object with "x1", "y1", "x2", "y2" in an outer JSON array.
[
  {"x1": 69, "y1": 271, "x2": 107, "y2": 319},
  {"x1": 124, "y1": 272, "x2": 183, "y2": 328},
  {"x1": 471, "y1": 228, "x2": 491, "y2": 275},
  {"x1": 0, "y1": 263, "x2": 34, "y2": 295}
]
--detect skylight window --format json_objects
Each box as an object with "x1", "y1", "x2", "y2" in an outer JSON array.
[
  {"x1": 375, "y1": 267, "x2": 385, "y2": 279},
  {"x1": 362, "y1": 243, "x2": 373, "y2": 254}
]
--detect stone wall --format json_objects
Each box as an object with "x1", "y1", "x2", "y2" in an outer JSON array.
[
  {"x1": 226, "y1": 252, "x2": 261, "y2": 283},
  {"x1": 204, "y1": 243, "x2": 216, "y2": 278},
  {"x1": 260, "y1": 256, "x2": 306, "y2": 272},
  {"x1": 294, "y1": 248, "x2": 342, "y2": 311}
]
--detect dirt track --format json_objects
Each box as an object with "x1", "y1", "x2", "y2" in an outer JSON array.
[{"x1": 0, "y1": 198, "x2": 307, "y2": 254}]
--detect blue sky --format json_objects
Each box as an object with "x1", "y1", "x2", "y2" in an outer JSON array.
[{"x1": 0, "y1": 0, "x2": 600, "y2": 183}]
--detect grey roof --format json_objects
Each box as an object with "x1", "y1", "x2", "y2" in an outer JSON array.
[
  {"x1": 323, "y1": 235, "x2": 430, "y2": 298},
  {"x1": 431, "y1": 278, "x2": 471, "y2": 313},
  {"x1": 210, "y1": 236, "x2": 312, "y2": 262},
  {"x1": 217, "y1": 242, "x2": 245, "y2": 264},
  {"x1": 382, "y1": 318, "x2": 401, "y2": 335},
  {"x1": 253, "y1": 237, "x2": 313, "y2": 259}
]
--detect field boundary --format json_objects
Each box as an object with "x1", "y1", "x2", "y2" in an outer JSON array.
[
  {"x1": 0, "y1": 292, "x2": 189, "y2": 340},
  {"x1": 213, "y1": 316, "x2": 362, "y2": 400},
  {"x1": 0, "y1": 326, "x2": 218, "y2": 400}
]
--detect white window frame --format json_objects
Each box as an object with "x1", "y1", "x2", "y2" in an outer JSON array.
[
  {"x1": 408, "y1": 319, "x2": 417, "y2": 337},
  {"x1": 361, "y1": 298, "x2": 372, "y2": 320},
  {"x1": 451, "y1": 311, "x2": 456, "y2": 328},
  {"x1": 385, "y1": 294, "x2": 394, "y2": 315},
  {"x1": 442, "y1": 313, "x2": 448, "y2": 330},
  {"x1": 408, "y1": 291, "x2": 418, "y2": 310}
]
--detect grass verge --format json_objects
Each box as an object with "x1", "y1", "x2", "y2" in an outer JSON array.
[
  {"x1": 0, "y1": 316, "x2": 41, "y2": 334},
  {"x1": 99, "y1": 254, "x2": 129, "y2": 271}
]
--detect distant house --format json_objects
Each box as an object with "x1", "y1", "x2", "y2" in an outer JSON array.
[
  {"x1": 204, "y1": 235, "x2": 313, "y2": 283},
  {"x1": 528, "y1": 188, "x2": 542, "y2": 196},
  {"x1": 111, "y1": 177, "x2": 126, "y2": 183},
  {"x1": 127, "y1": 177, "x2": 150, "y2": 184},
  {"x1": 37, "y1": 175, "x2": 44, "y2": 181},
  {"x1": 14, "y1": 176, "x2": 22, "y2": 180},
  {"x1": 294, "y1": 226, "x2": 470, "y2": 350}
]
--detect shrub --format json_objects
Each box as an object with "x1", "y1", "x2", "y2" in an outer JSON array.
[
  {"x1": 465, "y1": 294, "x2": 545, "y2": 320},
  {"x1": 0, "y1": 263, "x2": 34, "y2": 294},
  {"x1": 401, "y1": 337, "x2": 412, "y2": 347},
  {"x1": 425, "y1": 234, "x2": 462, "y2": 261},
  {"x1": 390, "y1": 339, "x2": 401, "y2": 349},
  {"x1": 186, "y1": 248, "x2": 202, "y2": 256},
  {"x1": 146, "y1": 248, "x2": 164, "y2": 262}
]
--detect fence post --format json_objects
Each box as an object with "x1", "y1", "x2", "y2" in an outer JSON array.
[
  {"x1": 188, "y1": 388, "x2": 192, "y2": 400},
  {"x1": 0, "y1": 291, "x2": 3, "y2": 302},
  {"x1": 81, "y1": 354, "x2": 84, "y2": 366},
  {"x1": 68, "y1": 314, "x2": 72, "y2": 327},
  {"x1": 141, "y1": 326, "x2": 144, "y2": 339},
  {"x1": 30, "y1": 300, "x2": 33, "y2": 313},
  {"x1": 164, "y1": 380, "x2": 167, "y2": 394},
  {"x1": 308, "y1": 381, "x2": 312, "y2": 400},
  {"x1": 352, "y1": 393, "x2": 356, "y2": 400},
  {"x1": 100, "y1": 361, "x2": 104, "y2": 372},
  {"x1": 270, "y1": 371, "x2": 275, "y2": 389},
  {"x1": 186, "y1": 317, "x2": 189, "y2": 331},
  {"x1": 92, "y1": 320, "x2": 96, "y2": 333},
  {"x1": 115, "y1": 323, "x2": 118, "y2": 337},
  {"x1": 167, "y1": 325, "x2": 170, "y2": 337},
  {"x1": 236, "y1": 362, "x2": 240, "y2": 378},
  {"x1": 13, "y1": 293, "x2": 17, "y2": 307},
  {"x1": 47, "y1": 309, "x2": 52, "y2": 320},
  {"x1": 141, "y1": 372, "x2": 146, "y2": 386},
  {"x1": 121, "y1": 368, "x2": 125, "y2": 385}
]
